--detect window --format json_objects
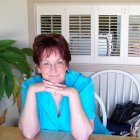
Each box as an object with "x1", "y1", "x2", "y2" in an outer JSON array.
[
  {"x1": 69, "y1": 15, "x2": 91, "y2": 55},
  {"x1": 36, "y1": 5, "x2": 64, "y2": 35},
  {"x1": 98, "y1": 15, "x2": 121, "y2": 57},
  {"x1": 40, "y1": 15, "x2": 61, "y2": 34},
  {"x1": 127, "y1": 5, "x2": 140, "y2": 65},
  {"x1": 36, "y1": 4, "x2": 140, "y2": 65},
  {"x1": 128, "y1": 15, "x2": 140, "y2": 57}
]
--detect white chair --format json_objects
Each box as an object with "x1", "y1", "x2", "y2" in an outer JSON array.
[
  {"x1": 95, "y1": 92, "x2": 107, "y2": 127},
  {"x1": 91, "y1": 70, "x2": 140, "y2": 119}
]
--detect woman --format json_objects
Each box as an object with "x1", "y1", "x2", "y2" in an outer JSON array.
[{"x1": 18, "y1": 33, "x2": 109, "y2": 140}]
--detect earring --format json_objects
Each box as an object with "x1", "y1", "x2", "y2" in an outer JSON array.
[
  {"x1": 66, "y1": 68, "x2": 69, "y2": 73},
  {"x1": 32, "y1": 64, "x2": 40, "y2": 76}
]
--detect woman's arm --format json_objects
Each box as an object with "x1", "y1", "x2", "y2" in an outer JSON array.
[
  {"x1": 18, "y1": 84, "x2": 44, "y2": 139},
  {"x1": 42, "y1": 80, "x2": 94, "y2": 140},
  {"x1": 68, "y1": 88, "x2": 94, "y2": 140}
]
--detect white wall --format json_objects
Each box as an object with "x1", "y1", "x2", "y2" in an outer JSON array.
[
  {"x1": 0, "y1": 0, "x2": 29, "y2": 126},
  {"x1": 0, "y1": 0, "x2": 29, "y2": 48}
]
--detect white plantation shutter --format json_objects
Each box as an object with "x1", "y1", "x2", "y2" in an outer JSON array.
[
  {"x1": 36, "y1": 5, "x2": 93, "y2": 63},
  {"x1": 126, "y1": 5, "x2": 140, "y2": 65},
  {"x1": 94, "y1": 5, "x2": 123, "y2": 64},
  {"x1": 36, "y1": 4, "x2": 140, "y2": 65},
  {"x1": 128, "y1": 15, "x2": 140, "y2": 57},
  {"x1": 40, "y1": 15, "x2": 61, "y2": 34},
  {"x1": 36, "y1": 5, "x2": 64, "y2": 35},
  {"x1": 65, "y1": 5, "x2": 93, "y2": 63},
  {"x1": 69, "y1": 15, "x2": 91, "y2": 55},
  {"x1": 98, "y1": 15, "x2": 121, "y2": 57}
]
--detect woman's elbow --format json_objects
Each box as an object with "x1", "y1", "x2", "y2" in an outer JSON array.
[
  {"x1": 22, "y1": 131, "x2": 37, "y2": 139},
  {"x1": 72, "y1": 133, "x2": 90, "y2": 140},
  {"x1": 72, "y1": 128, "x2": 93, "y2": 140},
  {"x1": 20, "y1": 128, "x2": 39, "y2": 139},
  {"x1": 18, "y1": 123, "x2": 39, "y2": 139}
]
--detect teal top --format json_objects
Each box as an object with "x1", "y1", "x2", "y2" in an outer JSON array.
[{"x1": 21, "y1": 69, "x2": 110, "y2": 135}]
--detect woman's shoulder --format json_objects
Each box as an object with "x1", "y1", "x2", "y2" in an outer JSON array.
[
  {"x1": 22, "y1": 75, "x2": 43, "y2": 87},
  {"x1": 68, "y1": 69, "x2": 91, "y2": 80},
  {"x1": 66, "y1": 69, "x2": 92, "y2": 86}
]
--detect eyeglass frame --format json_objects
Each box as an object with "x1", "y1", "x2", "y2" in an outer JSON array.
[{"x1": 39, "y1": 59, "x2": 66, "y2": 69}]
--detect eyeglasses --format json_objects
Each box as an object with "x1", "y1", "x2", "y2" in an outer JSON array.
[{"x1": 40, "y1": 59, "x2": 66, "y2": 69}]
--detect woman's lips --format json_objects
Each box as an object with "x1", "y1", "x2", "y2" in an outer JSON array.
[{"x1": 50, "y1": 75, "x2": 58, "y2": 77}]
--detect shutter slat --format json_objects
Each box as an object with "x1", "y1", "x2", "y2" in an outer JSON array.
[
  {"x1": 128, "y1": 15, "x2": 140, "y2": 57},
  {"x1": 98, "y1": 15, "x2": 121, "y2": 56},
  {"x1": 69, "y1": 15, "x2": 91, "y2": 55},
  {"x1": 40, "y1": 15, "x2": 61, "y2": 34}
]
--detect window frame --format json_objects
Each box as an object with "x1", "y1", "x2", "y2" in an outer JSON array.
[
  {"x1": 34, "y1": 3, "x2": 140, "y2": 67},
  {"x1": 126, "y1": 5, "x2": 140, "y2": 65}
]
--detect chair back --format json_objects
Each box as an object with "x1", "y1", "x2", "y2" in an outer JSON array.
[
  {"x1": 91, "y1": 70, "x2": 140, "y2": 118},
  {"x1": 95, "y1": 93, "x2": 107, "y2": 127}
]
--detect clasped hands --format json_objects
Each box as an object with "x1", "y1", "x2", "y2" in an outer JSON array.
[{"x1": 29, "y1": 79, "x2": 77, "y2": 97}]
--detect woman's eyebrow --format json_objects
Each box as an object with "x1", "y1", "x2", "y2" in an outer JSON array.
[{"x1": 42, "y1": 58, "x2": 63, "y2": 62}]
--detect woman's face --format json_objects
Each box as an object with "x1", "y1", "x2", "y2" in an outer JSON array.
[{"x1": 38, "y1": 50, "x2": 68, "y2": 84}]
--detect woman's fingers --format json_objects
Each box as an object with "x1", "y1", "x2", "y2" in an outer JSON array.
[
  {"x1": 55, "y1": 83, "x2": 66, "y2": 88},
  {"x1": 42, "y1": 80, "x2": 70, "y2": 96},
  {"x1": 43, "y1": 80, "x2": 66, "y2": 89}
]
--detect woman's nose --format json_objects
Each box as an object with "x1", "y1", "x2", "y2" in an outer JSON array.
[{"x1": 51, "y1": 63, "x2": 57, "y2": 70}]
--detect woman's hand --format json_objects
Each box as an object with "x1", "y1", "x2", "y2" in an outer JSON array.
[
  {"x1": 29, "y1": 82, "x2": 46, "y2": 93},
  {"x1": 43, "y1": 80, "x2": 76, "y2": 97},
  {"x1": 28, "y1": 80, "x2": 75, "y2": 97}
]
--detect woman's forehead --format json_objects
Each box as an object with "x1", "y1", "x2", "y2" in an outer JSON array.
[{"x1": 41, "y1": 49, "x2": 61, "y2": 60}]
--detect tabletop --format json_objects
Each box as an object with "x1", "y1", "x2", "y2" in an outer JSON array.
[{"x1": 0, "y1": 126, "x2": 139, "y2": 140}]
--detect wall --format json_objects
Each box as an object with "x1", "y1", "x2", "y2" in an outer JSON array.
[
  {"x1": 0, "y1": 0, "x2": 29, "y2": 48},
  {"x1": 0, "y1": 0, "x2": 29, "y2": 126}
]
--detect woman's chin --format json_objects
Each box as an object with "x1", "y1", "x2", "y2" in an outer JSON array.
[
  {"x1": 49, "y1": 79, "x2": 62, "y2": 84},
  {"x1": 43, "y1": 76, "x2": 64, "y2": 84}
]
